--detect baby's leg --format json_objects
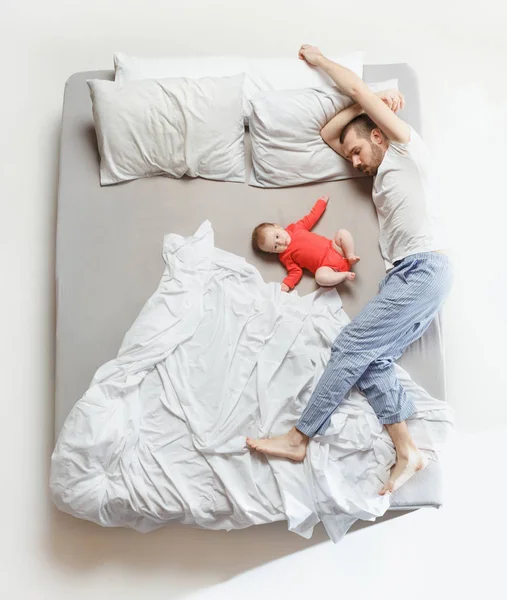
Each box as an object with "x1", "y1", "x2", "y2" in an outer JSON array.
[
  {"x1": 315, "y1": 267, "x2": 355, "y2": 286},
  {"x1": 334, "y1": 229, "x2": 360, "y2": 265}
]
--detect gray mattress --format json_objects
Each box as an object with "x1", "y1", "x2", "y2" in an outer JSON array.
[{"x1": 55, "y1": 64, "x2": 446, "y2": 511}]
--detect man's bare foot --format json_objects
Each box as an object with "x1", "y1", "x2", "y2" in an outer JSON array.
[
  {"x1": 345, "y1": 272, "x2": 356, "y2": 281},
  {"x1": 347, "y1": 255, "x2": 361, "y2": 266},
  {"x1": 246, "y1": 427, "x2": 309, "y2": 461},
  {"x1": 379, "y1": 448, "x2": 429, "y2": 495}
]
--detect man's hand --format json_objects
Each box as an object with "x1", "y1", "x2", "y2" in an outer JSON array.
[
  {"x1": 298, "y1": 45, "x2": 409, "y2": 143},
  {"x1": 281, "y1": 283, "x2": 290, "y2": 292},
  {"x1": 298, "y1": 44, "x2": 324, "y2": 66},
  {"x1": 377, "y1": 89, "x2": 405, "y2": 113}
]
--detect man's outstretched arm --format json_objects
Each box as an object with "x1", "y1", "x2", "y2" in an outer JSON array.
[
  {"x1": 300, "y1": 44, "x2": 410, "y2": 145},
  {"x1": 320, "y1": 103, "x2": 365, "y2": 159},
  {"x1": 320, "y1": 92, "x2": 403, "y2": 158}
]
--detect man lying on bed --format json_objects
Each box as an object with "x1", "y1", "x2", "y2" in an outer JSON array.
[{"x1": 248, "y1": 44, "x2": 451, "y2": 496}]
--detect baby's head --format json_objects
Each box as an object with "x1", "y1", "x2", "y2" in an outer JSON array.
[{"x1": 252, "y1": 223, "x2": 291, "y2": 254}]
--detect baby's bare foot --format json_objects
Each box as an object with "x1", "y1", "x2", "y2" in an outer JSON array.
[
  {"x1": 346, "y1": 272, "x2": 356, "y2": 281},
  {"x1": 347, "y1": 255, "x2": 361, "y2": 266}
]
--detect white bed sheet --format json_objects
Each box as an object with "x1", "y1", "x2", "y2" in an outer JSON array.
[{"x1": 50, "y1": 222, "x2": 453, "y2": 541}]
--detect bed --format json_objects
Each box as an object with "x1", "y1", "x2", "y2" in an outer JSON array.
[{"x1": 54, "y1": 63, "x2": 448, "y2": 519}]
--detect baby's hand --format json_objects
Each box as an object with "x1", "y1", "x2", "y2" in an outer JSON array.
[
  {"x1": 281, "y1": 283, "x2": 290, "y2": 292},
  {"x1": 321, "y1": 195, "x2": 330, "y2": 203}
]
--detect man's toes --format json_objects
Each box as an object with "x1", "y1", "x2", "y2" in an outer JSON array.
[{"x1": 379, "y1": 481, "x2": 393, "y2": 496}]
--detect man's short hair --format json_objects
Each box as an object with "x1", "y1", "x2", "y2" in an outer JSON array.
[
  {"x1": 251, "y1": 222, "x2": 274, "y2": 251},
  {"x1": 339, "y1": 114, "x2": 386, "y2": 145}
]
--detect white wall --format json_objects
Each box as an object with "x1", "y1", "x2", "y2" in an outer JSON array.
[{"x1": 1, "y1": 1, "x2": 505, "y2": 598}]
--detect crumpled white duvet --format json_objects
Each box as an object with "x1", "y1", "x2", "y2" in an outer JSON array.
[{"x1": 50, "y1": 221, "x2": 454, "y2": 542}]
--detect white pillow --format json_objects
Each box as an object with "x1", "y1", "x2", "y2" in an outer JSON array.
[
  {"x1": 248, "y1": 79, "x2": 398, "y2": 188},
  {"x1": 243, "y1": 53, "x2": 363, "y2": 112},
  {"x1": 113, "y1": 52, "x2": 363, "y2": 120},
  {"x1": 88, "y1": 74, "x2": 246, "y2": 186},
  {"x1": 114, "y1": 53, "x2": 250, "y2": 118},
  {"x1": 114, "y1": 53, "x2": 247, "y2": 83}
]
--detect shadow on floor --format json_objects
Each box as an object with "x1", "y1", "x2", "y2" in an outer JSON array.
[{"x1": 47, "y1": 505, "x2": 413, "y2": 582}]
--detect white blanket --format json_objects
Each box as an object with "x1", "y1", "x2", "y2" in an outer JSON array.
[{"x1": 50, "y1": 222, "x2": 454, "y2": 542}]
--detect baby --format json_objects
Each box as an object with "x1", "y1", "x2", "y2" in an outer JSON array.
[{"x1": 252, "y1": 195, "x2": 359, "y2": 292}]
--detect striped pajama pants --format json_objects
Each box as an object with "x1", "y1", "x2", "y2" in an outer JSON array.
[{"x1": 297, "y1": 252, "x2": 452, "y2": 435}]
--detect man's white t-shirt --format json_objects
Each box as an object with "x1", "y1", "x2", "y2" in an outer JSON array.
[{"x1": 372, "y1": 126, "x2": 446, "y2": 266}]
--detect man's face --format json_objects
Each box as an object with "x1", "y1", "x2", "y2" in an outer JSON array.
[{"x1": 342, "y1": 129, "x2": 386, "y2": 176}]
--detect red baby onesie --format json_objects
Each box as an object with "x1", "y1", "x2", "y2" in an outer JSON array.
[{"x1": 280, "y1": 198, "x2": 350, "y2": 289}]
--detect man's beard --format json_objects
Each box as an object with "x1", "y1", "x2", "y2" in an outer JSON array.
[{"x1": 358, "y1": 143, "x2": 384, "y2": 175}]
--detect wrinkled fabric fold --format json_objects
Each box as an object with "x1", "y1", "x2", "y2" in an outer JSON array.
[{"x1": 50, "y1": 221, "x2": 453, "y2": 542}]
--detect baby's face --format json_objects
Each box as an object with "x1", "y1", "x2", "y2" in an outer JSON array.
[{"x1": 260, "y1": 225, "x2": 291, "y2": 254}]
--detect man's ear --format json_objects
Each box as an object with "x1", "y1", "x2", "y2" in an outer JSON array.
[{"x1": 370, "y1": 128, "x2": 384, "y2": 145}]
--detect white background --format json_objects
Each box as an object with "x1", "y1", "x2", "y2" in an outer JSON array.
[{"x1": 1, "y1": 1, "x2": 506, "y2": 598}]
